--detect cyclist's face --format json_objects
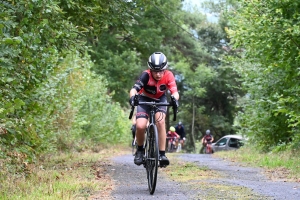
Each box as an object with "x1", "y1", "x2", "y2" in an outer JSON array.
[{"x1": 151, "y1": 70, "x2": 165, "y2": 81}]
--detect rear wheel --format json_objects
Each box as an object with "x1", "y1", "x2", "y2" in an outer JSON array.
[{"x1": 145, "y1": 124, "x2": 159, "y2": 195}]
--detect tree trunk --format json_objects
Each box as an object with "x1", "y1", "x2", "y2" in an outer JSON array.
[{"x1": 191, "y1": 96, "x2": 196, "y2": 152}]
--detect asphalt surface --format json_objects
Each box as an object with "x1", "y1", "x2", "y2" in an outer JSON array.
[{"x1": 105, "y1": 153, "x2": 300, "y2": 200}]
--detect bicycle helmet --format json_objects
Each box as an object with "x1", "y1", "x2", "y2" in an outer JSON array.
[
  {"x1": 178, "y1": 121, "x2": 182, "y2": 126},
  {"x1": 206, "y1": 130, "x2": 210, "y2": 135},
  {"x1": 147, "y1": 52, "x2": 168, "y2": 71},
  {"x1": 170, "y1": 126, "x2": 175, "y2": 132}
]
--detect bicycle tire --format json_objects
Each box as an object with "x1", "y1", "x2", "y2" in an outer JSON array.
[{"x1": 145, "y1": 124, "x2": 159, "y2": 194}]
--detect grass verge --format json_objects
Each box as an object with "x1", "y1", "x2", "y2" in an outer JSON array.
[
  {"x1": 0, "y1": 145, "x2": 127, "y2": 200},
  {"x1": 161, "y1": 154, "x2": 272, "y2": 199},
  {"x1": 213, "y1": 145, "x2": 300, "y2": 182}
]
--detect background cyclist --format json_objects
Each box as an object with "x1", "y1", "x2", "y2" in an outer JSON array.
[
  {"x1": 129, "y1": 52, "x2": 179, "y2": 167},
  {"x1": 175, "y1": 121, "x2": 186, "y2": 149},
  {"x1": 166, "y1": 126, "x2": 180, "y2": 151},
  {"x1": 201, "y1": 129, "x2": 214, "y2": 152}
]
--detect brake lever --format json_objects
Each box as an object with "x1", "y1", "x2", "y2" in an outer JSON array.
[
  {"x1": 170, "y1": 95, "x2": 178, "y2": 121},
  {"x1": 129, "y1": 106, "x2": 135, "y2": 119},
  {"x1": 129, "y1": 94, "x2": 139, "y2": 119}
]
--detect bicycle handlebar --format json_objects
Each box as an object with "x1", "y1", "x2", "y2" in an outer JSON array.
[{"x1": 129, "y1": 95, "x2": 177, "y2": 121}]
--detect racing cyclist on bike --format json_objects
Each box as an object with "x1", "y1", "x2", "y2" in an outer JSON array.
[
  {"x1": 175, "y1": 121, "x2": 186, "y2": 149},
  {"x1": 167, "y1": 126, "x2": 180, "y2": 151},
  {"x1": 201, "y1": 129, "x2": 214, "y2": 153},
  {"x1": 129, "y1": 52, "x2": 179, "y2": 166}
]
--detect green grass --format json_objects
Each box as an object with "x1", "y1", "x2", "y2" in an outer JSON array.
[
  {"x1": 0, "y1": 145, "x2": 125, "y2": 200},
  {"x1": 163, "y1": 156, "x2": 219, "y2": 181},
  {"x1": 213, "y1": 145, "x2": 300, "y2": 181}
]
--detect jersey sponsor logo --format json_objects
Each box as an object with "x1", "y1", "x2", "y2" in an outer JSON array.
[
  {"x1": 144, "y1": 85, "x2": 156, "y2": 94},
  {"x1": 145, "y1": 89, "x2": 156, "y2": 94},
  {"x1": 159, "y1": 84, "x2": 167, "y2": 91}
]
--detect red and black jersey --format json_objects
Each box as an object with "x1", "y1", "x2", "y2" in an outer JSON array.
[
  {"x1": 204, "y1": 134, "x2": 213, "y2": 142},
  {"x1": 132, "y1": 69, "x2": 178, "y2": 99}
]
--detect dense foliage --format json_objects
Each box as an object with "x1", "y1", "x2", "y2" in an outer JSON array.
[
  {"x1": 0, "y1": 0, "x2": 132, "y2": 169},
  {"x1": 226, "y1": 0, "x2": 300, "y2": 151}
]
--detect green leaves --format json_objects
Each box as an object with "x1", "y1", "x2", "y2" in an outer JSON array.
[
  {"x1": 0, "y1": 0, "x2": 134, "y2": 164},
  {"x1": 227, "y1": 0, "x2": 300, "y2": 151}
]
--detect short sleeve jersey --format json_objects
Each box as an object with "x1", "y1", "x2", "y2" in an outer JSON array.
[
  {"x1": 204, "y1": 134, "x2": 213, "y2": 142},
  {"x1": 132, "y1": 69, "x2": 178, "y2": 99}
]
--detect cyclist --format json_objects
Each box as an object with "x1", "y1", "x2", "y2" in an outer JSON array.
[
  {"x1": 175, "y1": 121, "x2": 186, "y2": 149},
  {"x1": 201, "y1": 129, "x2": 214, "y2": 153},
  {"x1": 166, "y1": 126, "x2": 180, "y2": 150},
  {"x1": 129, "y1": 52, "x2": 179, "y2": 166}
]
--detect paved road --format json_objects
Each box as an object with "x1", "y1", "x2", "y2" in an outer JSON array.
[{"x1": 105, "y1": 153, "x2": 300, "y2": 200}]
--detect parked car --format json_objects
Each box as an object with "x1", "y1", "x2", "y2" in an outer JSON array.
[{"x1": 211, "y1": 135, "x2": 244, "y2": 153}]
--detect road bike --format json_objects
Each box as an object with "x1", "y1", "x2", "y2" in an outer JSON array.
[
  {"x1": 166, "y1": 136, "x2": 179, "y2": 153},
  {"x1": 129, "y1": 94, "x2": 177, "y2": 195},
  {"x1": 203, "y1": 141, "x2": 213, "y2": 154}
]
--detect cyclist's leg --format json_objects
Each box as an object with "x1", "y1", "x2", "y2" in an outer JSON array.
[
  {"x1": 155, "y1": 112, "x2": 166, "y2": 152},
  {"x1": 135, "y1": 118, "x2": 147, "y2": 146},
  {"x1": 134, "y1": 105, "x2": 149, "y2": 165},
  {"x1": 155, "y1": 111, "x2": 169, "y2": 165},
  {"x1": 175, "y1": 138, "x2": 179, "y2": 148},
  {"x1": 180, "y1": 139, "x2": 184, "y2": 149}
]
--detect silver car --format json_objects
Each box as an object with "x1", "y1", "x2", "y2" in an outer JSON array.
[{"x1": 211, "y1": 135, "x2": 244, "y2": 153}]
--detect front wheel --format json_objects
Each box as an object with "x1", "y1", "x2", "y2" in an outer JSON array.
[{"x1": 145, "y1": 124, "x2": 159, "y2": 195}]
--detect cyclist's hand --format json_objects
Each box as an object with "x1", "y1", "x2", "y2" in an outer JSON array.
[
  {"x1": 129, "y1": 95, "x2": 139, "y2": 106},
  {"x1": 129, "y1": 96, "x2": 135, "y2": 106},
  {"x1": 171, "y1": 95, "x2": 179, "y2": 108}
]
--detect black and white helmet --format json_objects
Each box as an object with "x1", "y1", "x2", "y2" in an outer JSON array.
[{"x1": 147, "y1": 52, "x2": 168, "y2": 71}]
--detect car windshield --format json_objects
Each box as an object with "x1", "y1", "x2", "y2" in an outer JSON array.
[{"x1": 216, "y1": 138, "x2": 227, "y2": 146}]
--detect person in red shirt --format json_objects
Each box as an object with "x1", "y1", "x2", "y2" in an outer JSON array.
[
  {"x1": 201, "y1": 129, "x2": 214, "y2": 153},
  {"x1": 129, "y1": 52, "x2": 179, "y2": 166},
  {"x1": 167, "y1": 126, "x2": 180, "y2": 150}
]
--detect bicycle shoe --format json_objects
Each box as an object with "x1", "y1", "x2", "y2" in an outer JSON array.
[
  {"x1": 159, "y1": 155, "x2": 170, "y2": 166},
  {"x1": 134, "y1": 150, "x2": 144, "y2": 165}
]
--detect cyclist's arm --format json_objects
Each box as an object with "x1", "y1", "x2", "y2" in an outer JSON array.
[
  {"x1": 171, "y1": 91, "x2": 179, "y2": 100},
  {"x1": 129, "y1": 71, "x2": 149, "y2": 98},
  {"x1": 129, "y1": 88, "x2": 138, "y2": 98}
]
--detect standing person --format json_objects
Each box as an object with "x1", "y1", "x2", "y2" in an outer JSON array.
[
  {"x1": 129, "y1": 52, "x2": 179, "y2": 166},
  {"x1": 175, "y1": 121, "x2": 186, "y2": 149}
]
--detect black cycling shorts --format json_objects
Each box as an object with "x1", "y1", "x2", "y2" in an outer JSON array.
[{"x1": 136, "y1": 95, "x2": 167, "y2": 119}]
